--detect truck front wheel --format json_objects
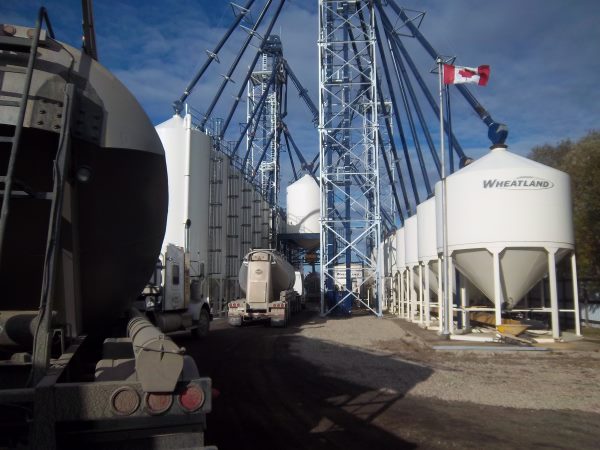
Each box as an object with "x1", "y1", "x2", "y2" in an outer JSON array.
[{"x1": 192, "y1": 308, "x2": 210, "y2": 338}]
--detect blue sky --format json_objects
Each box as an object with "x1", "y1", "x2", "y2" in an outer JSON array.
[{"x1": 4, "y1": 0, "x2": 600, "y2": 217}]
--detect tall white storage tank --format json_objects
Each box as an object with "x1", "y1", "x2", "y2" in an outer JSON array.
[
  {"x1": 286, "y1": 174, "x2": 320, "y2": 234},
  {"x1": 396, "y1": 227, "x2": 406, "y2": 271},
  {"x1": 156, "y1": 114, "x2": 211, "y2": 281},
  {"x1": 417, "y1": 197, "x2": 439, "y2": 295},
  {"x1": 395, "y1": 227, "x2": 407, "y2": 319},
  {"x1": 404, "y1": 216, "x2": 419, "y2": 268},
  {"x1": 435, "y1": 145, "x2": 574, "y2": 313},
  {"x1": 404, "y1": 216, "x2": 420, "y2": 321}
]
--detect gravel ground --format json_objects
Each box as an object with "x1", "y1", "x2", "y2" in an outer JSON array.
[{"x1": 291, "y1": 313, "x2": 600, "y2": 413}]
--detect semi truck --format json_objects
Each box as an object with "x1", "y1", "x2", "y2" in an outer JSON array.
[
  {"x1": 0, "y1": 8, "x2": 214, "y2": 449},
  {"x1": 228, "y1": 249, "x2": 300, "y2": 327},
  {"x1": 136, "y1": 243, "x2": 213, "y2": 338}
]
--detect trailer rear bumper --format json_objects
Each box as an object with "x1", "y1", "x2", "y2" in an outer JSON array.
[{"x1": 228, "y1": 316, "x2": 242, "y2": 326}]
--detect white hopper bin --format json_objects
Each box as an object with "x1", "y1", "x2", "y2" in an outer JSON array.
[
  {"x1": 285, "y1": 174, "x2": 320, "y2": 250},
  {"x1": 286, "y1": 174, "x2": 320, "y2": 233},
  {"x1": 395, "y1": 228, "x2": 407, "y2": 319},
  {"x1": 417, "y1": 197, "x2": 440, "y2": 328},
  {"x1": 418, "y1": 196, "x2": 479, "y2": 332},
  {"x1": 404, "y1": 216, "x2": 421, "y2": 323},
  {"x1": 435, "y1": 145, "x2": 580, "y2": 338}
]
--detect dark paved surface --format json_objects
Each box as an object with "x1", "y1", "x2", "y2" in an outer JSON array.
[{"x1": 177, "y1": 309, "x2": 600, "y2": 449}]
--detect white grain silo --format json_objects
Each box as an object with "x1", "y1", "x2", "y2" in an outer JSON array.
[
  {"x1": 156, "y1": 114, "x2": 210, "y2": 289},
  {"x1": 404, "y1": 216, "x2": 421, "y2": 323},
  {"x1": 417, "y1": 197, "x2": 440, "y2": 328},
  {"x1": 285, "y1": 174, "x2": 320, "y2": 250},
  {"x1": 435, "y1": 145, "x2": 580, "y2": 338},
  {"x1": 396, "y1": 228, "x2": 407, "y2": 318}
]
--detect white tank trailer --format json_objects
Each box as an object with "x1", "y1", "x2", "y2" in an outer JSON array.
[
  {"x1": 227, "y1": 250, "x2": 300, "y2": 327},
  {"x1": 435, "y1": 144, "x2": 580, "y2": 338},
  {"x1": 0, "y1": 18, "x2": 212, "y2": 448}
]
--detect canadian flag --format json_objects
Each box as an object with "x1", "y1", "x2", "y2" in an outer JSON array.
[{"x1": 443, "y1": 64, "x2": 490, "y2": 86}]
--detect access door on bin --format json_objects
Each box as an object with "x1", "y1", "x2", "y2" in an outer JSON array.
[{"x1": 246, "y1": 252, "x2": 273, "y2": 304}]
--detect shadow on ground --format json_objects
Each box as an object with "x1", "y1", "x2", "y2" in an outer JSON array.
[
  {"x1": 181, "y1": 310, "x2": 429, "y2": 449},
  {"x1": 180, "y1": 309, "x2": 600, "y2": 450}
]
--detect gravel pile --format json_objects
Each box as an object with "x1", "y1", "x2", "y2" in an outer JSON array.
[{"x1": 290, "y1": 314, "x2": 600, "y2": 413}]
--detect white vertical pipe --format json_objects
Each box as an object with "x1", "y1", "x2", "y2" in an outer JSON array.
[
  {"x1": 418, "y1": 264, "x2": 424, "y2": 325},
  {"x1": 571, "y1": 252, "x2": 581, "y2": 336},
  {"x1": 448, "y1": 257, "x2": 454, "y2": 333},
  {"x1": 437, "y1": 58, "x2": 450, "y2": 337},
  {"x1": 424, "y1": 262, "x2": 431, "y2": 327},
  {"x1": 408, "y1": 268, "x2": 414, "y2": 321},
  {"x1": 547, "y1": 248, "x2": 560, "y2": 340},
  {"x1": 183, "y1": 114, "x2": 192, "y2": 251},
  {"x1": 396, "y1": 272, "x2": 400, "y2": 317},
  {"x1": 406, "y1": 269, "x2": 410, "y2": 319},
  {"x1": 438, "y1": 257, "x2": 443, "y2": 333},
  {"x1": 492, "y1": 249, "x2": 502, "y2": 327},
  {"x1": 460, "y1": 277, "x2": 469, "y2": 331}
]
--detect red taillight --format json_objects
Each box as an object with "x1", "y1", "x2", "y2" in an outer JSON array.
[
  {"x1": 144, "y1": 392, "x2": 173, "y2": 415},
  {"x1": 229, "y1": 302, "x2": 239, "y2": 309},
  {"x1": 178, "y1": 383, "x2": 205, "y2": 413}
]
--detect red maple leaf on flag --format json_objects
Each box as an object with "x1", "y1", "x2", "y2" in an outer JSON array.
[{"x1": 458, "y1": 68, "x2": 476, "y2": 78}]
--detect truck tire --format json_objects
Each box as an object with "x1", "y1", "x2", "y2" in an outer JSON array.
[{"x1": 192, "y1": 309, "x2": 210, "y2": 338}]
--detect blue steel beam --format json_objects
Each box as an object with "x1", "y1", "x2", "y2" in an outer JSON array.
[
  {"x1": 219, "y1": 0, "x2": 286, "y2": 139},
  {"x1": 232, "y1": 66, "x2": 277, "y2": 162},
  {"x1": 283, "y1": 131, "x2": 298, "y2": 180},
  {"x1": 383, "y1": 0, "x2": 507, "y2": 145},
  {"x1": 284, "y1": 60, "x2": 319, "y2": 126},
  {"x1": 200, "y1": 0, "x2": 273, "y2": 130},
  {"x1": 281, "y1": 123, "x2": 315, "y2": 176},
  {"x1": 373, "y1": 17, "x2": 432, "y2": 197},
  {"x1": 377, "y1": 8, "x2": 466, "y2": 159},
  {"x1": 352, "y1": 10, "x2": 421, "y2": 207},
  {"x1": 378, "y1": 131, "x2": 405, "y2": 224},
  {"x1": 381, "y1": 21, "x2": 441, "y2": 176},
  {"x1": 173, "y1": 0, "x2": 255, "y2": 113}
]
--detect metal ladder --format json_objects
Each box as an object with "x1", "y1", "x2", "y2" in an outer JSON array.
[
  {"x1": 0, "y1": 8, "x2": 56, "y2": 262},
  {"x1": 0, "y1": 8, "x2": 76, "y2": 386}
]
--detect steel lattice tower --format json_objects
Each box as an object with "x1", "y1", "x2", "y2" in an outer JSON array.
[
  {"x1": 318, "y1": 0, "x2": 382, "y2": 316},
  {"x1": 246, "y1": 36, "x2": 284, "y2": 247}
]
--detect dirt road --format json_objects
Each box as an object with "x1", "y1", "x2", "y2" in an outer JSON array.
[{"x1": 181, "y1": 309, "x2": 600, "y2": 449}]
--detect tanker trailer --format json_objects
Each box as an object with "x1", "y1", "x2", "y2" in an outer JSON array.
[
  {"x1": 0, "y1": 9, "x2": 213, "y2": 449},
  {"x1": 228, "y1": 249, "x2": 298, "y2": 327}
]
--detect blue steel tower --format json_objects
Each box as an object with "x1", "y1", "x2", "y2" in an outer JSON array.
[{"x1": 318, "y1": 0, "x2": 382, "y2": 316}]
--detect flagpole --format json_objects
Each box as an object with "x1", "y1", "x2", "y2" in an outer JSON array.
[{"x1": 437, "y1": 58, "x2": 450, "y2": 337}]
